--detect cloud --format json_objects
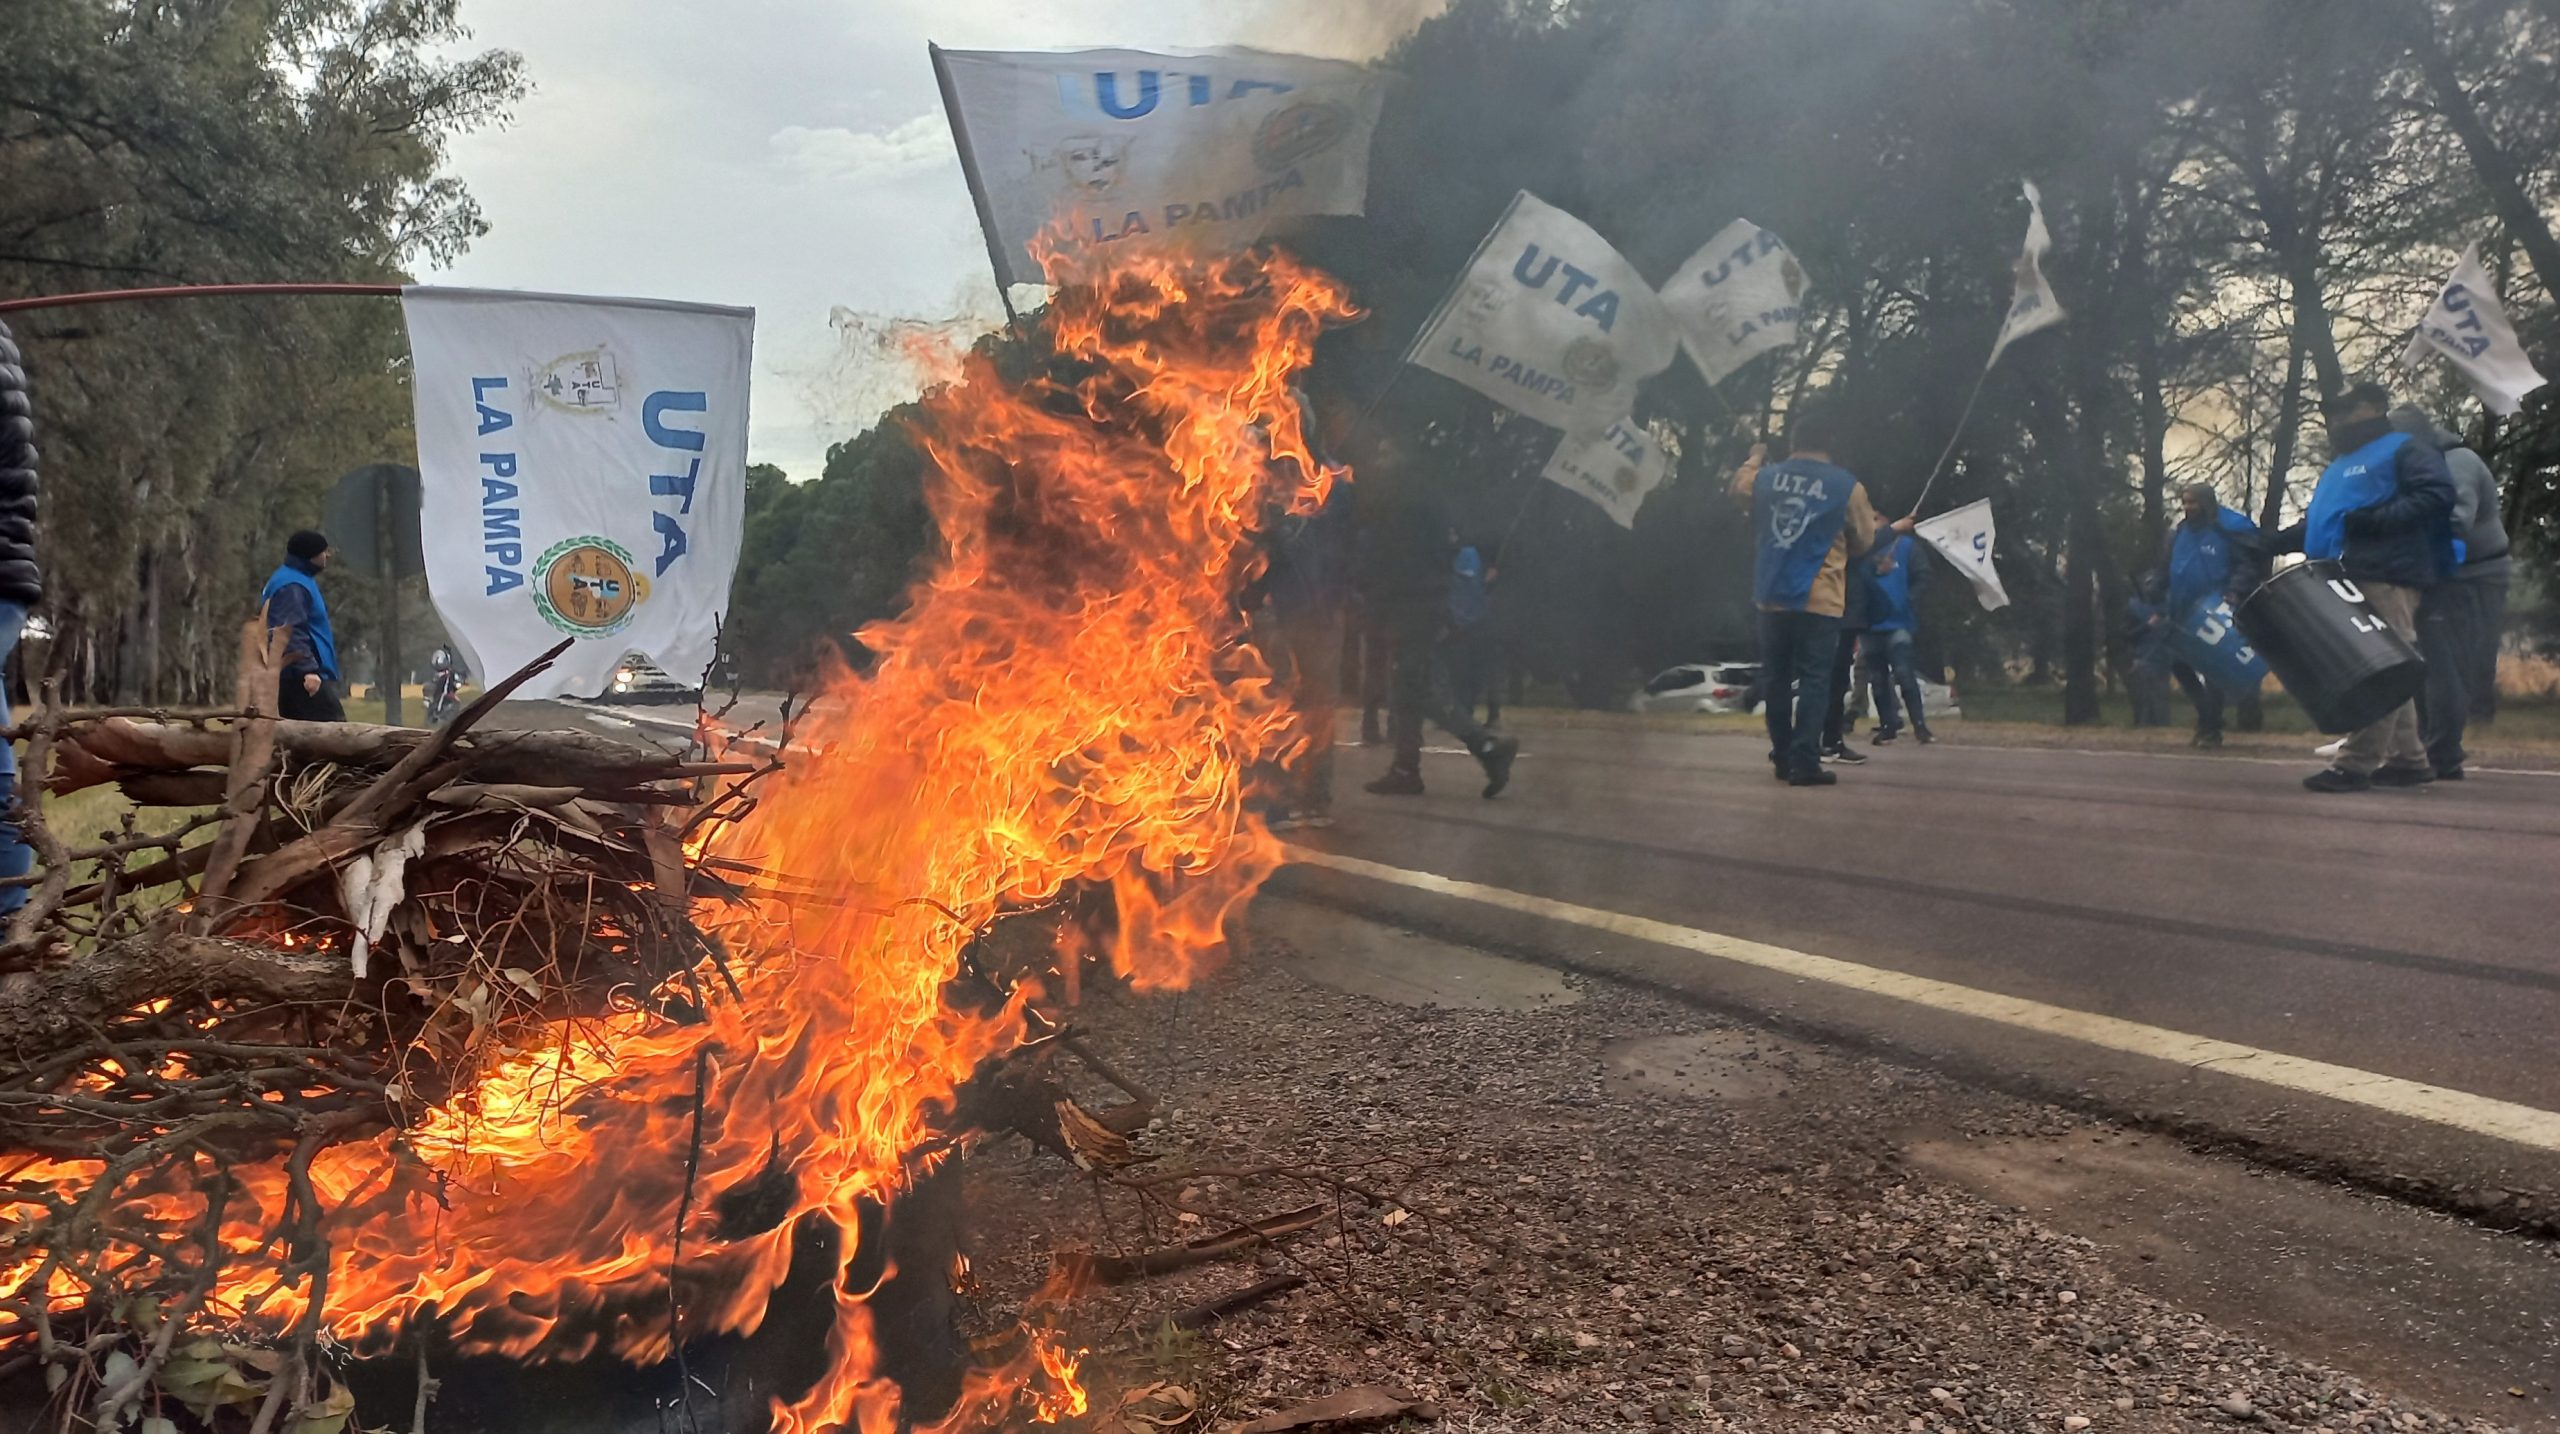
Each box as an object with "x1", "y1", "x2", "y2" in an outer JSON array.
[{"x1": 768, "y1": 113, "x2": 952, "y2": 184}]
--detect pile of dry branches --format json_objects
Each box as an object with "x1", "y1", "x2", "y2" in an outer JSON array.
[{"x1": 0, "y1": 628, "x2": 774, "y2": 1429}]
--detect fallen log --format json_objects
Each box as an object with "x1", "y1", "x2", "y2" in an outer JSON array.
[
  {"x1": 0, "y1": 929, "x2": 353, "y2": 1048},
  {"x1": 50, "y1": 717, "x2": 752, "y2": 797},
  {"x1": 1165, "y1": 1273, "x2": 1305, "y2": 1334}
]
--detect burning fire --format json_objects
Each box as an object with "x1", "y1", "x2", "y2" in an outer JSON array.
[{"x1": 0, "y1": 245, "x2": 1354, "y2": 1429}]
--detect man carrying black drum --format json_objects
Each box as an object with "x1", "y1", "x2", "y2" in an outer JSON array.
[{"x1": 2271, "y1": 382, "x2": 2457, "y2": 793}]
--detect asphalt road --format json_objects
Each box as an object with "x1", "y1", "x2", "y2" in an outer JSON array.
[
  {"x1": 1282, "y1": 720, "x2": 2560, "y2": 1200},
  {"x1": 544, "y1": 693, "x2": 2560, "y2": 1202}
]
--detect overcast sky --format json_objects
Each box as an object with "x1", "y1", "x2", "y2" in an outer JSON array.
[{"x1": 430, "y1": 0, "x2": 1440, "y2": 481}]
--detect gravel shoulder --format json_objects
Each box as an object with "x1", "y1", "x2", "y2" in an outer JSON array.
[{"x1": 960, "y1": 901, "x2": 2551, "y2": 1432}]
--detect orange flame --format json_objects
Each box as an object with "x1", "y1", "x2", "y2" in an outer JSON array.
[{"x1": 1, "y1": 245, "x2": 1355, "y2": 1428}]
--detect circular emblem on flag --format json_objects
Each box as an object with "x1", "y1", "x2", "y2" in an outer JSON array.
[
  {"x1": 1611, "y1": 466, "x2": 1642, "y2": 496},
  {"x1": 1561, "y1": 338, "x2": 1620, "y2": 390},
  {"x1": 1252, "y1": 100, "x2": 1352, "y2": 172},
  {"x1": 1781, "y1": 253, "x2": 1808, "y2": 300},
  {"x1": 532, "y1": 537, "x2": 651, "y2": 637}
]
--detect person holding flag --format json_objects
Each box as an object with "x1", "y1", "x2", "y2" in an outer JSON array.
[
  {"x1": 2273, "y1": 382, "x2": 2458, "y2": 793},
  {"x1": 1863, "y1": 529, "x2": 1934, "y2": 746},
  {"x1": 1728, "y1": 400, "x2": 1891, "y2": 787}
]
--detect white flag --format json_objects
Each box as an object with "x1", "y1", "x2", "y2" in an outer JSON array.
[
  {"x1": 1913, "y1": 499, "x2": 2009, "y2": 611},
  {"x1": 2398, "y1": 243, "x2": 2548, "y2": 416},
  {"x1": 1662, "y1": 218, "x2": 1810, "y2": 385},
  {"x1": 931, "y1": 45, "x2": 1388, "y2": 287},
  {"x1": 404, "y1": 287, "x2": 755, "y2": 700},
  {"x1": 1410, "y1": 191, "x2": 1679, "y2": 438},
  {"x1": 1990, "y1": 181, "x2": 2065, "y2": 366},
  {"x1": 1541, "y1": 417, "x2": 1669, "y2": 529}
]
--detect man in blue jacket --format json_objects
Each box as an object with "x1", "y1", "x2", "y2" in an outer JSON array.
[
  {"x1": 2274, "y1": 384, "x2": 2457, "y2": 793},
  {"x1": 1862, "y1": 529, "x2": 1931, "y2": 745},
  {"x1": 261, "y1": 529, "x2": 345, "y2": 722},
  {"x1": 2160, "y1": 482, "x2": 2265, "y2": 749},
  {"x1": 1729, "y1": 401, "x2": 1882, "y2": 787}
]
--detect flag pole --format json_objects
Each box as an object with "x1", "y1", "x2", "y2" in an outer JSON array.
[
  {"x1": 1907, "y1": 358, "x2": 1994, "y2": 518},
  {"x1": 929, "y1": 43, "x2": 1028, "y2": 341}
]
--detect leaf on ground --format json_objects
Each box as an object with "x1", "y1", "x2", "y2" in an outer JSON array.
[
  {"x1": 1223, "y1": 1385, "x2": 1440, "y2": 1433},
  {"x1": 1116, "y1": 1378, "x2": 1201, "y2": 1427}
]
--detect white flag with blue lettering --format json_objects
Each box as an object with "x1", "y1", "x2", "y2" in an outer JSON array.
[
  {"x1": 1663, "y1": 219, "x2": 1810, "y2": 385},
  {"x1": 2398, "y1": 243, "x2": 2547, "y2": 416},
  {"x1": 1542, "y1": 417, "x2": 1669, "y2": 529},
  {"x1": 1914, "y1": 499, "x2": 2010, "y2": 611},
  {"x1": 1409, "y1": 191, "x2": 1680, "y2": 438},
  {"x1": 931, "y1": 45, "x2": 1388, "y2": 287},
  {"x1": 404, "y1": 287, "x2": 754, "y2": 700}
]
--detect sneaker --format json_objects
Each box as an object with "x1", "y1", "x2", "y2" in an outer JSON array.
[
  {"x1": 2302, "y1": 767, "x2": 2372, "y2": 793},
  {"x1": 2372, "y1": 764, "x2": 2435, "y2": 789},
  {"x1": 1477, "y1": 735, "x2": 1521, "y2": 799},
  {"x1": 2193, "y1": 731, "x2": 2224, "y2": 750},
  {"x1": 1301, "y1": 811, "x2": 1337, "y2": 828},
  {"x1": 1787, "y1": 768, "x2": 1839, "y2": 787},
  {"x1": 1364, "y1": 768, "x2": 1425, "y2": 797},
  {"x1": 2434, "y1": 766, "x2": 2466, "y2": 782},
  {"x1": 1914, "y1": 726, "x2": 1936, "y2": 745},
  {"x1": 1271, "y1": 812, "x2": 1309, "y2": 831},
  {"x1": 1871, "y1": 728, "x2": 1900, "y2": 746},
  {"x1": 1821, "y1": 743, "x2": 1870, "y2": 765}
]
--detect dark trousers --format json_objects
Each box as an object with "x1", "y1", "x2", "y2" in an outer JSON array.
[
  {"x1": 279, "y1": 675, "x2": 346, "y2": 722},
  {"x1": 1861, "y1": 629, "x2": 1928, "y2": 736},
  {"x1": 2129, "y1": 662, "x2": 2174, "y2": 727},
  {"x1": 1386, "y1": 607, "x2": 1491, "y2": 773},
  {"x1": 1821, "y1": 626, "x2": 1866, "y2": 748},
  {"x1": 2472, "y1": 581, "x2": 2508, "y2": 722},
  {"x1": 1759, "y1": 609, "x2": 1841, "y2": 778},
  {"x1": 1357, "y1": 614, "x2": 1392, "y2": 743},
  {"x1": 2418, "y1": 579, "x2": 2492, "y2": 772},
  {"x1": 2171, "y1": 661, "x2": 2223, "y2": 737},
  {"x1": 1447, "y1": 623, "x2": 1502, "y2": 726}
]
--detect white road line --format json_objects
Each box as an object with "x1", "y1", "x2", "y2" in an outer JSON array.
[{"x1": 1287, "y1": 846, "x2": 2560, "y2": 1154}]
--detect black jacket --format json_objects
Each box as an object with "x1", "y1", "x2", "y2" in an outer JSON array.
[
  {"x1": 0, "y1": 319, "x2": 38, "y2": 608},
  {"x1": 2272, "y1": 415, "x2": 2456, "y2": 591}
]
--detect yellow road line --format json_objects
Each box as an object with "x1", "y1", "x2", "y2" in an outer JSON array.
[{"x1": 1288, "y1": 846, "x2": 2560, "y2": 1154}]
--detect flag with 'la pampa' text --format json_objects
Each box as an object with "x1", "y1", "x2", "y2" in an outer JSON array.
[
  {"x1": 1409, "y1": 191, "x2": 1679, "y2": 438},
  {"x1": 1541, "y1": 417, "x2": 1669, "y2": 528},
  {"x1": 1662, "y1": 218, "x2": 1810, "y2": 386},
  {"x1": 405, "y1": 287, "x2": 754, "y2": 700}
]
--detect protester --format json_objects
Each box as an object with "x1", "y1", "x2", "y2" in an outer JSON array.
[
  {"x1": 0, "y1": 319, "x2": 41, "y2": 916},
  {"x1": 1445, "y1": 538, "x2": 1502, "y2": 728},
  {"x1": 1863, "y1": 528, "x2": 1934, "y2": 745},
  {"x1": 1357, "y1": 439, "x2": 1520, "y2": 798},
  {"x1": 261, "y1": 529, "x2": 346, "y2": 722},
  {"x1": 1817, "y1": 543, "x2": 1875, "y2": 765},
  {"x1": 2126, "y1": 573, "x2": 2175, "y2": 729},
  {"x1": 2159, "y1": 481, "x2": 2265, "y2": 749},
  {"x1": 2392, "y1": 405, "x2": 2510, "y2": 779},
  {"x1": 1262, "y1": 481, "x2": 1354, "y2": 827},
  {"x1": 2272, "y1": 383, "x2": 2456, "y2": 792},
  {"x1": 1730, "y1": 401, "x2": 1886, "y2": 787}
]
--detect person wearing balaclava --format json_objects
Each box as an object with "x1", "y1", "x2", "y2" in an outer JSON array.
[
  {"x1": 2271, "y1": 382, "x2": 2457, "y2": 793},
  {"x1": 261, "y1": 529, "x2": 345, "y2": 722},
  {"x1": 2391, "y1": 403, "x2": 2511, "y2": 781}
]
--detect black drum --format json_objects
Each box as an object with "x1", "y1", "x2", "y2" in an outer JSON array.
[{"x1": 2232, "y1": 560, "x2": 2425, "y2": 735}]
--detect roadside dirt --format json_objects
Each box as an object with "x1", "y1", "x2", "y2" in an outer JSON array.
[{"x1": 959, "y1": 900, "x2": 2554, "y2": 1431}]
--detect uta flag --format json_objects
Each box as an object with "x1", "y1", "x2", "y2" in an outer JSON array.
[
  {"x1": 1662, "y1": 219, "x2": 1810, "y2": 385},
  {"x1": 931, "y1": 45, "x2": 1388, "y2": 287},
  {"x1": 1913, "y1": 498, "x2": 2010, "y2": 611},
  {"x1": 1409, "y1": 191, "x2": 1679, "y2": 437},
  {"x1": 2398, "y1": 243, "x2": 2548, "y2": 416},
  {"x1": 404, "y1": 287, "x2": 755, "y2": 700},
  {"x1": 1990, "y1": 181, "x2": 2065, "y2": 366},
  {"x1": 1541, "y1": 417, "x2": 1669, "y2": 529}
]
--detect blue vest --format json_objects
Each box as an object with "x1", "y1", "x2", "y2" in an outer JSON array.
[
  {"x1": 2303, "y1": 431, "x2": 2410, "y2": 563},
  {"x1": 1869, "y1": 534, "x2": 1918, "y2": 632},
  {"x1": 259, "y1": 563, "x2": 339, "y2": 681},
  {"x1": 1752, "y1": 459, "x2": 1857, "y2": 610},
  {"x1": 2168, "y1": 506, "x2": 2257, "y2": 615}
]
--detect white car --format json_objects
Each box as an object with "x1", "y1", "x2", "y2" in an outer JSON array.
[
  {"x1": 1632, "y1": 661, "x2": 1763, "y2": 715},
  {"x1": 1858, "y1": 673, "x2": 1960, "y2": 720}
]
